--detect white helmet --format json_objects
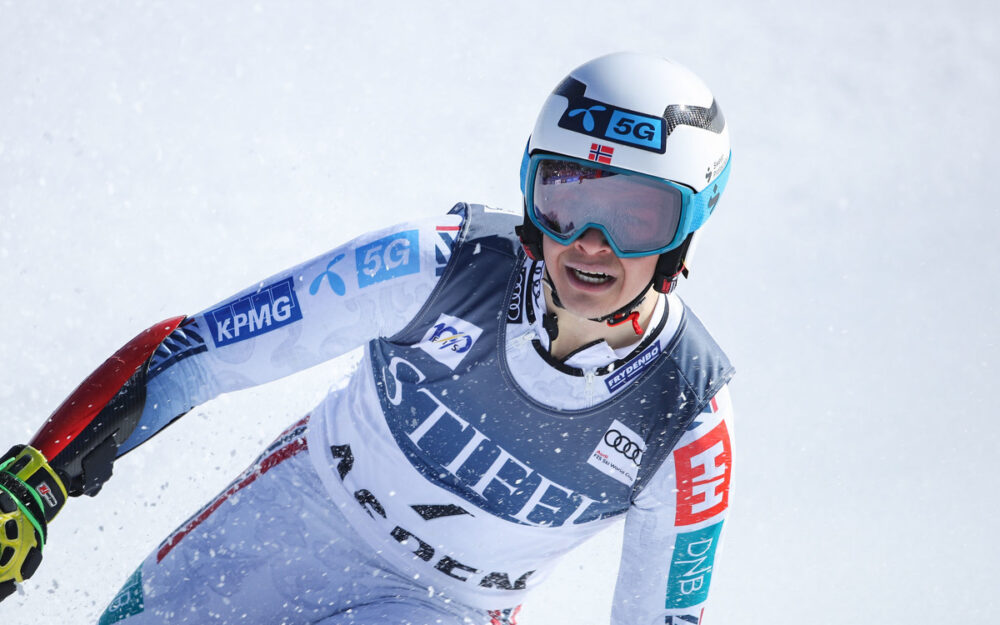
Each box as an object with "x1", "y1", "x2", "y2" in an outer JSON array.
[{"x1": 517, "y1": 52, "x2": 731, "y2": 294}]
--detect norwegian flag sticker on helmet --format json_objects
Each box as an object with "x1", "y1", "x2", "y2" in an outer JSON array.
[{"x1": 588, "y1": 143, "x2": 614, "y2": 164}]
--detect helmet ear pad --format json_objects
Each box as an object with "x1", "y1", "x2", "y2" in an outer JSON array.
[{"x1": 652, "y1": 232, "x2": 695, "y2": 294}]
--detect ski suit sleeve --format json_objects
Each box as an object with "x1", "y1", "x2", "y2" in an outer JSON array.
[
  {"x1": 26, "y1": 211, "x2": 464, "y2": 497},
  {"x1": 610, "y1": 384, "x2": 735, "y2": 625}
]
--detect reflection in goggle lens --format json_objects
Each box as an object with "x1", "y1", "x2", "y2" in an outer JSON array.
[{"x1": 531, "y1": 159, "x2": 684, "y2": 254}]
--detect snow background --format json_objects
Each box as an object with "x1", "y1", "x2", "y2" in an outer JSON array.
[{"x1": 2, "y1": 1, "x2": 998, "y2": 623}]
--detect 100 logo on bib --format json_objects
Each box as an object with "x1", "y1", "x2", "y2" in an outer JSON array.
[{"x1": 418, "y1": 314, "x2": 483, "y2": 370}]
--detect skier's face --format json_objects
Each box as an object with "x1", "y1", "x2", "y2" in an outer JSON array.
[{"x1": 542, "y1": 228, "x2": 658, "y2": 320}]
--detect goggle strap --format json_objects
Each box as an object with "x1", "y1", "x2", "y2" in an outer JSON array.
[{"x1": 688, "y1": 158, "x2": 731, "y2": 233}]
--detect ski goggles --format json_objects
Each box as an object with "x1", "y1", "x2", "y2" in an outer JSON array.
[{"x1": 522, "y1": 153, "x2": 731, "y2": 257}]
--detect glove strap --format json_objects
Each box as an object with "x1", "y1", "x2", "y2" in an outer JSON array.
[
  {"x1": 0, "y1": 474, "x2": 46, "y2": 553},
  {"x1": 0, "y1": 445, "x2": 68, "y2": 527}
]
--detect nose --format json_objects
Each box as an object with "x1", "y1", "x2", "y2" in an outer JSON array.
[{"x1": 573, "y1": 228, "x2": 613, "y2": 255}]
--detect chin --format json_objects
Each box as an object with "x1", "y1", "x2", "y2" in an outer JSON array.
[{"x1": 554, "y1": 290, "x2": 626, "y2": 321}]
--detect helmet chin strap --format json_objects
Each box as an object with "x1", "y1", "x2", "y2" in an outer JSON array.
[{"x1": 543, "y1": 270, "x2": 653, "y2": 336}]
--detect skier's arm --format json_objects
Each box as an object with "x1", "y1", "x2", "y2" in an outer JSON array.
[
  {"x1": 39, "y1": 211, "x2": 462, "y2": 488},
  {"x1": 114, "y1": 211, "x2": 463, "y2": 457},
  {"x1": 610, "y1": 385, "x2": 735, "y2": 625},
  {"x1": 0, "y1": 210, "x2": 463, "y2": 599}
]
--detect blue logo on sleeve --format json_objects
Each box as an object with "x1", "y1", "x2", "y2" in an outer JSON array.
[
  {"x1": 355, "y1": 230, "x2": 420, "y2": 288},
  {"x1": 666, "y1": 521, "x2": 724, "y2": 609},
  {"x1": 605, "y1": 342, "x2": 662, "y2": 393},
  {"x1": 206, "y1": 277, "x2": 303, "y2": 347},
  {"x1": 309, "y1": 253, "x2": 347, "y2": 295}
]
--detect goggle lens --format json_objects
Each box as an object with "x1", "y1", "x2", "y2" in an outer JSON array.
[{"x1": 530, "y1": 158, "x2": 685, "y2": 256}]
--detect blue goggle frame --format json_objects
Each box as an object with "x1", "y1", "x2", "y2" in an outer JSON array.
[{"x1": 521, "y1": 151, "x2": 731, "y2": 257}]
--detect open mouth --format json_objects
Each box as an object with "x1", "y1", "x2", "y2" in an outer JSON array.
[{"x1": 570, "y1": 267, "x2": 614, "y2": 285}]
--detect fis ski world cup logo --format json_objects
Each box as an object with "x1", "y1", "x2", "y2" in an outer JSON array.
[
  {"x1": 206, "y1": 277, "x2": 303, "y2": 347},
  {"x1": 418, "y1": 313, "x2": 483, "y2": 370},
  {"x1": 587, "y1": 419, "x2": 645, "y2": 486}
]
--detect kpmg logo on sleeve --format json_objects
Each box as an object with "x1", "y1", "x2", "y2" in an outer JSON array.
[
  {"x1": 605, "y1": 342, "x2": 662, "y2": 393},
  {"x1": 206, "y1": 277, "x2": 303, "y2": 347},
  {"x1": 355, "y1": 230, "x2": 420, "y2": 288}
]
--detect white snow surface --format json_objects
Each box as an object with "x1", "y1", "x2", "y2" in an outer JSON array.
[{"x1": 2, "y1": 2, "x2": 998, "y2": 623}]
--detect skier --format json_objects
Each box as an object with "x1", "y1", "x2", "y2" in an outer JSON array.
[{"x1": 0, "y1": 52, "x2": 735, "y2": 624}]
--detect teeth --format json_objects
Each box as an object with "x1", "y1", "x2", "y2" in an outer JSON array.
[{"x1": 572, "y1": 268, "x2": 612, "y2": 284}]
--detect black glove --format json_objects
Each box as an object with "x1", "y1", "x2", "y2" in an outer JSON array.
[{"x1": 0, "y1": 445, "x2": 68, "y2": 601}]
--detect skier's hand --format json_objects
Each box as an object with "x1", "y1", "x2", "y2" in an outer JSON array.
[{"x1": 0, "y1": 445, "x2": 68, "y2": 601}]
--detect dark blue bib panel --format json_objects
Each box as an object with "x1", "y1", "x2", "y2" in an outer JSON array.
[{"x1": 368, "y1": 203, "x2": 734, "y2": 527}]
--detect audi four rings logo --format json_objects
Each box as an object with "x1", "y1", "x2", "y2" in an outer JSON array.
[{"x1": 603, "y1": 429, "x2": 643, "y2": 465}]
